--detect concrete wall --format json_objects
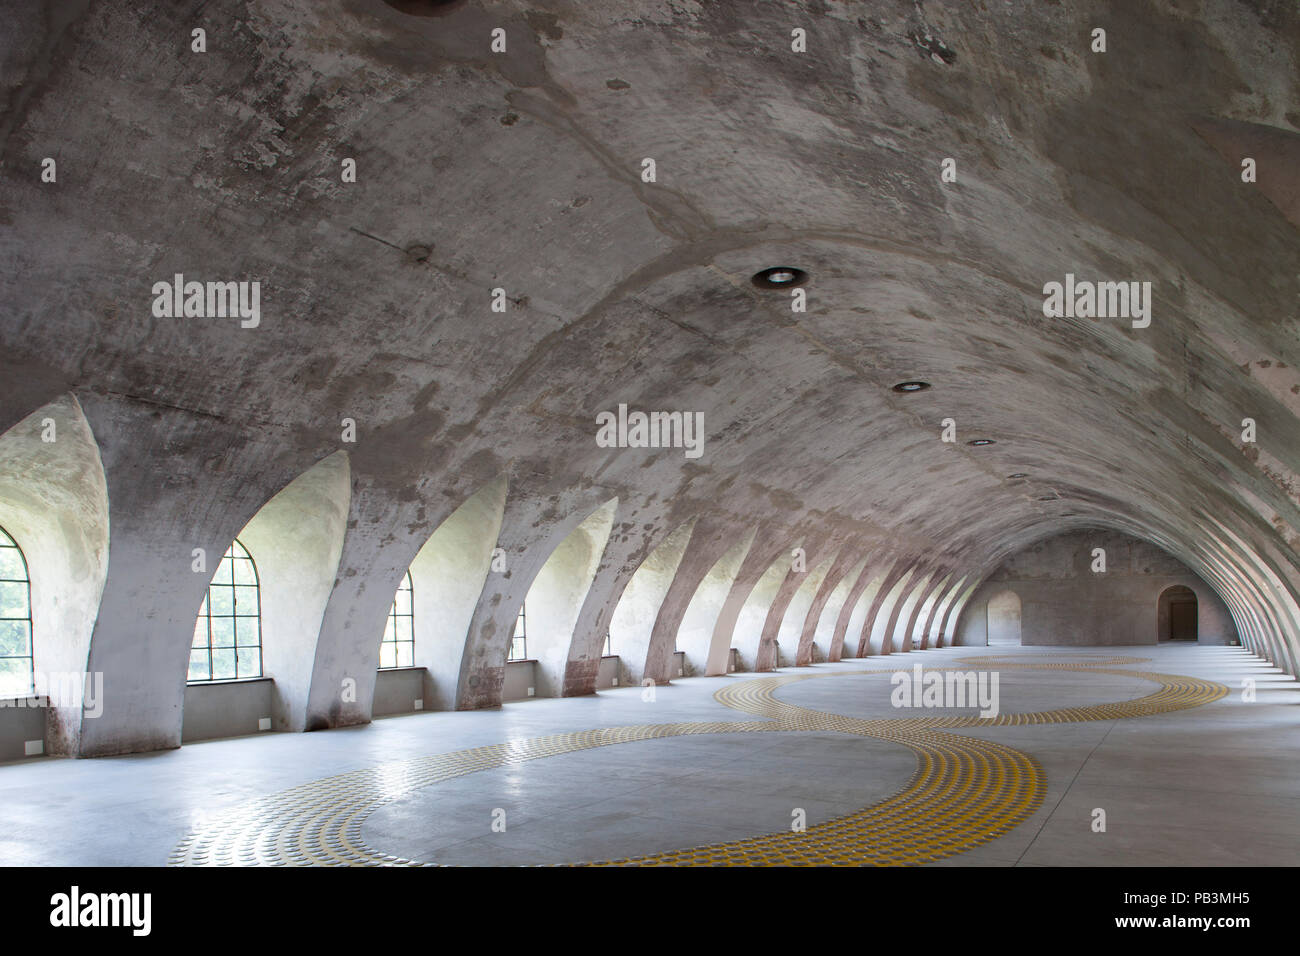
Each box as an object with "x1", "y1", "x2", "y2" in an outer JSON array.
[
  {"x1": 956, "y1": 530, "x2": 1237, "y2": 647},
  {"x1": 595, "y1": 655, "x2": 619, "y2": 690},
  {"x1": 671, "y1": 649, "x2": 687, "y2": 678},
  {"x1": 0, "y1": 699, "x2": 48, "y2": 762},
  {"x1": 373, "y1": 667, "x2": 425, "y2": 717},
  {"x1": 182, "y1": 679, "x2": 274, "y2": 743},
  {"x1": 502, "y1": 660, "x2": 536, "y2": 702}
]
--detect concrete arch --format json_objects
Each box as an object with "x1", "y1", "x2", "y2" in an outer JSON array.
[
  {"x1": 865, "y1": 569, "x2": 917, "y2": 656},
  {"x1": 886, "y1": 570, "x2": 935, "y2": 655},
  {"x1": 403, "y1": 475, "x2": 508, "y2": 711},
  {"x1": 910, "y1": 574, "x2": 951, "y2": 650},
  {"x1": 927, "y1": 575, "x2": 968, "y2": 648},
  {"x1": 560, "y1": 505, "x2": 686, "y2": 696},
  {"x1": 0, "y1": 395, "x2": 110, "y2": 755},
  {"x1": 676, "y1": 526, "x2": 756, "y2": 675},
  {"x1": 524, "y1": 498, "x2": 620, "y2": 698},
  {"x1": 732, "y1": 549, "x2": 801, "y2": 672},
  {"x1": 774, "y1": 551, "x2": 839, "y2": 667},
  {"x1": 451, "y1": 489, "x2": 629, "y2": 711},
  {"x1": 607, "y1": 517, "x2": 696, "y2": 686},
  {"x1": 753, "y1": 536, "x2": 832, "y2": 672},
  {"x1": 1201, "y1": 519, "x2": 1300, "y2": 674},
  {"x1": 703, "y1": 527, "x2": 792, "y2": 676},
  {"x1": 945, "y1": 580, "x2": 984, "y2": 645},
  {"x1": 807, "y1": 554, "x2": 870, "y2": 663},
  {"x1": 236, "y1": 451, "x2": 351, "y2": 732},
  {"x1": 835, "y1": 563, "x2": 892, "y2": 660}
]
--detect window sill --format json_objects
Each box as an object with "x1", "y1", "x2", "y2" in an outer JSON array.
[{"x1": 186, "y1": 676, "x2": 273, "y2": 686}]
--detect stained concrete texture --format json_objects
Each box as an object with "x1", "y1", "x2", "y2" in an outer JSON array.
[
  {"x1": 0, "y1": 645, "x2": 1296, "y2": 867},
  {"x1": 1, "y1": 1, "x2": 1299, "y2": 756}
]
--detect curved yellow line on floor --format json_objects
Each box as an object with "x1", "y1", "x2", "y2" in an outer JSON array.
[{"x1": 168, "y1": 656, "x2": 1226, "y2": 867}]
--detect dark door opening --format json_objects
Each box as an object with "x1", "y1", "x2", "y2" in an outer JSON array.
[{"x1": 1158, "y1": 585, "x2": 1198, "y2": 642}]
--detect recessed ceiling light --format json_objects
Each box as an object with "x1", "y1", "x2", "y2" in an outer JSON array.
[
  {"x1": 382, "y1": 0, "x2": 466, "y2": 15},
  {"x1": 1007, "y1": 473, "x2": 1028, "y2": 479},
  {"x1": 752, "y1": 267, "x2": 808, "y2": 289},
  {"x1": 892, "y1": 381, "x2": 931, "y2": 393},
  {"x1": 967, "y1": 438, "x2": 996, "y2": 446}
]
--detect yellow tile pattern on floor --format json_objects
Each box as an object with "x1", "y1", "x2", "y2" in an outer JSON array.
[{"x1": 168, "y1": 656, "x2": 1227, "y2": 867}]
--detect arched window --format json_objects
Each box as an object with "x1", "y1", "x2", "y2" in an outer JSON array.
[
  {"x1": 380, "y1": 571, "x2": 414, "y2": 668},
  {"x1": 0, "y1": 526, "x2": 33, "y2": 698},
  {"x1": 509, "y1": 602, "x2": 527, "y2": 661},
  {"x1": 190, "y1": 539, "x2": 261, "y2": 682}
]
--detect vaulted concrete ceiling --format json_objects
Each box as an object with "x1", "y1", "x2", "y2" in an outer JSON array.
[{"x1": 2, "y1": 2, "x2": 1299, "y2": 668}]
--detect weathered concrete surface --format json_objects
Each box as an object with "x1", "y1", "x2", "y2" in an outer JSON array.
[
  {"x1": 1, "y1": 1, "x2": 1299, "y2": 752},
  {"x1": 956, "y1": 529, "x2": 1238, "y2": 647},
  {"x1": 0, "y1": 396, "x2": 109, "y2": 754}
]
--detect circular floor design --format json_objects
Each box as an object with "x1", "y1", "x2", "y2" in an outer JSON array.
[{"x1": 168, "y1": 656, "x2": 1227, "y2": 867}]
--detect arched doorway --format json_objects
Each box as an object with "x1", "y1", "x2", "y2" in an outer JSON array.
[
  {"x1": 1158, "y1": 585, "x2": 1198, "y2": 641},
  {"x1": 986, "y1": 589, "x2": 1021, "y2": 645}
]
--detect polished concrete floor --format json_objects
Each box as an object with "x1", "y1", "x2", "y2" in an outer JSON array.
[{"x1": 1, "y1": 644, "x2": 1297, "y2": 866}]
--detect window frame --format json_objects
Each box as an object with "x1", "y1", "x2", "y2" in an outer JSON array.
[
  {"x1": 509, "y1": 601, "x2": 527, "y2": 661},
  {"x1": 379, "y1": 570, "x2": 415, "y2": 669},
  {"x1": 0, "y1": 525, "x2": 34, "y2": 698},
  {"x1": 189, "y1": 538, "x2": 262, "y2": 683}
]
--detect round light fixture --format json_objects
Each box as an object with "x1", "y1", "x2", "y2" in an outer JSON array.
[
  {"x1": 967, "y1": 438, "x2": 996, "y2": 446},
  {"x1": 752, "y1": 267, "x2": 809, "y2": 289},
  {"x1": 892, "y1": 381, "x2": 931, "y2": 393},
  {"x1": 382, "y1": 0, "x2": 467, "y2": 15}
]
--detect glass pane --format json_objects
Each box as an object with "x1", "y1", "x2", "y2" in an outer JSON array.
[
  {"x1": 0, "y1": 657, "x2": 33, "y2": 697},
  {"x1": 209, "y1": 617, "x2": 235, "y2": 648},
  {"x1": 396, "y1": 643, "x2": 414, "y2": 668},
  {"x1": 0, "y1": 581, "x2": 29, "y2": 619},
  {"x1": 394, "y1": 588, "x2": 412, "y2": 616},
  {"x1": 236, "y1": 646, "x2": 261, "y2": 679},
  {"x1": 188, "y1": 649, "x2": 210, "y2": 682},
  {"x1": 197, "y1": 594, "x2": 208, "y2": 616},
  {"x1": 383, "y1": 617, "x2": 396, "y2": 643},
  {"x1": 0, "y1": 620, "x2": 31, "y2": 657},
  {"x1": 0, "y1": 547, "x2": 25, "y2": 580},
  {"x1": 235, "y1": 618, "x2": 260, "y2": 648},
  {"x1": 209, "y1": 586, "x2": 234, "y2": 617},
  {"x1": 231, "y1": 558, "x2": 257, "y2": 586},
  {"x1": 379, "y1": 644, "x2": 396, "y2": 669},
  {"x1": 514, "y1": 615, "x2": 525, "y2": 638},
  {"x1": 395, "y1": 617, "x2": 413, "y2": 643},
  {"x1": 211, "y1": 558, "x2": 233, "y2": 585},
  {"x1": 211, "y1": 648, "x2": 236, "y2": 680},
  {"x1": 233, "y1": 585, "x2": 259, "y2": 614},
  {"x1": 192, "y1": 620, "x2": 208, "y2": 649}
]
